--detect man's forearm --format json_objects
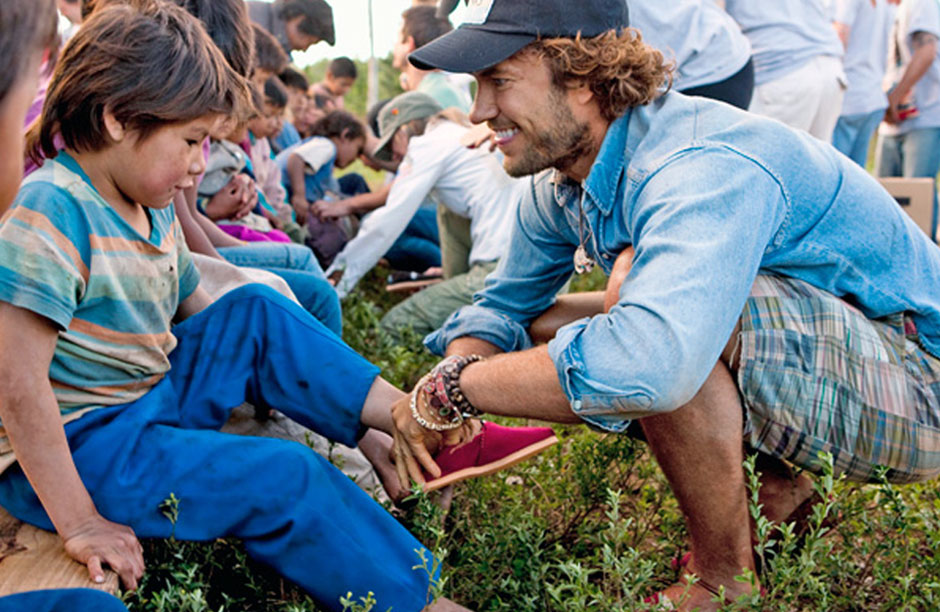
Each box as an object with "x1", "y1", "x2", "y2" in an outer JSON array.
[
  {"x1": 460, "y1": 344, "x2": 581, "y2": 423},
  {"x1": 343, "y1": 182, "x2": 392, "y2": 215},
  {"x1": 894, "y1": 38, "x2": 937, "y2": 100},
  {"x1": 445, "y1": 336, "x2": 504, "y2": 357}
]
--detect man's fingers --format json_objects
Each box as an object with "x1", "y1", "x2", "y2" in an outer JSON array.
[{"x1": 86, "y1": 555, "x2": 105, "y2": 584}]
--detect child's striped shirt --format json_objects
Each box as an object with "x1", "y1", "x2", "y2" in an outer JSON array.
[{"x1": 0, "y1": 151, "x2": 200, "y2": 416}]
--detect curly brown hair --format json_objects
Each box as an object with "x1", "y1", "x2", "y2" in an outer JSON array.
[{"x1": 530, "y1": 28, "x2": 674, "y2": 122}]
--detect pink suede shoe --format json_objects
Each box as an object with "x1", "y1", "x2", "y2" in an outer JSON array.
[{"x1": 422, "y1": 422, "x2": 558, "y2": 492}]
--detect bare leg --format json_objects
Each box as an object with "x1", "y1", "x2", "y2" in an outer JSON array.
[
  {"x1": 639, "y1": 333, "x2": 757, "y2": 610},
  {"x1": 753, "y1": 453, "x2": 815, "y2": 524}
]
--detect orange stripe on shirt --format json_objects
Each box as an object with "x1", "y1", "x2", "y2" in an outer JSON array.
[
  {"x1": 13, "y1": 207, "x2": 89, "y2": 280},
  {"x1": 69, "y1": 316, "x2": 175, "y2": 347}
]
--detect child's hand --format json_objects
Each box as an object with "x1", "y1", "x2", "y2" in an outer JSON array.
[
  {"x1": 205, "y1": 176, "x2": 248, "y2": 221},
  {"x1": 62, "y1": 513, "x2": 145, "y2": 590},
  {"x1": 291, "y1": 195, "x2": 310, "y2": 222}
]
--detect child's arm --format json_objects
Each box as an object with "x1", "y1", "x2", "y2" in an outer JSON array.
[
  {"x1": 175, "y1": 285, "x2": 213, "y2": 321},
  {"x1": 287, "y1": 153, "x2": 310, "y2": 220},
  {"x1": 0, "y1": 302, "x2": 145, "y2": 589}
]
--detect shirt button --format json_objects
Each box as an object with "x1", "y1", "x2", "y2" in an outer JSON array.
[{"x1": 572, "y1": 399, "x2": 583, "y2": 410}]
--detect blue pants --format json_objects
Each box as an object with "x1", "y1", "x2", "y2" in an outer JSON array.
[
  {"x1": 832, "y1": 108, "x2": 884, "y2": 167},
  {"x1": 385, "y1": 206, "x2": 442, "y2": 272},
  {"x1": 0, "y1": 589, "x2": 127, "y2": 612},
  {"x1": 0, "y1": 286, "x2": 433, "y2": 612},
  {"x1": 875, "y1": 126, "x2": 940, "y2": 178},
  {"x1": 217, "y1": 242, "x2": 342, "y2": 336}
]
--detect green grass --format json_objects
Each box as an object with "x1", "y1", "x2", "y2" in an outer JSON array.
[{"x1": 123, "y1": 270, "x2": 940, "y2": 611}]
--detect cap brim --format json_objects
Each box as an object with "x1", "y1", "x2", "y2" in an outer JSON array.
[
  {"x1": 372, "y1": 130, "x2": 396, "y2": 162},
  {"x1": 409, "y1": 27, "x2": 535, "y2": 73}
]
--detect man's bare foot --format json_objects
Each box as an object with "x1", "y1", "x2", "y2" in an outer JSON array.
[
  {"x1": 425, "y1": 596, "x2": 472, "y2": 611},
  {"x1": 756, "y1": 461, "x2": 816, "y2": 523},
  {"x1": 654, "y1": 557, "x2": 758, "y2": 611}
]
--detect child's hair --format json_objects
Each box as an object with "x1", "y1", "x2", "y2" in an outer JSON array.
[
  {"x1": 278, "y1": 66, "x2": 310, "y2": 92},
  {"x1": 0, "y1": 0, "x2": 58, "y2": 105},
  {"x1": 264, "y1": 77, "x2": 289, "y2": 109},
  {"x1": 81, "y1": 0, "x2": 255, "y2": 78},
  {"x1": 31, "y1": 1, "x2": 247, "y2": 161},
  {"x1": 400, "y1": 5, "x2": 452, "y2": 49},
  {"x1": 327, "y1": 57, "x2": 357, "y2": 80},
  {"x1": 252, "y1": 23, "x2": 289, "y2": 75},
  {"x1": 309, "y1": 110, "x2": 366, "y2": 142}
]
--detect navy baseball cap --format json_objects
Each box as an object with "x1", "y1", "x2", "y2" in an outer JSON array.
[{"x1": 409, "y1": 0, "x2": 629, "y2": 74}]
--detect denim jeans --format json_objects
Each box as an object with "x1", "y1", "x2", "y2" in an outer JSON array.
[
  {"x1": 0, "y1": 590, "x2": 128, "y2": 612},
  {"x1": 217, "y1": 242, "x2": 341, "y2": 335},
  {"x1": 0, "y1": 286, "x2": 434, "y2": 612},
  {"x1": 833, "y1": 108, "x2": 884, "y2": 167},
  {"x1": 875, "y1": 127, "x2": 940, "y2": 178},
  {"x1": 384, "y1": 206, "x2": 442, "y2": 272}
]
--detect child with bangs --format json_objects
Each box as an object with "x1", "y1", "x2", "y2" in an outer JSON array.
[
  {"x1": 0, "y1": 3, "x2": 472, "y2": 611},
  {"x1": 0, "y1": 3, "x2": 129, "y2": 611}
]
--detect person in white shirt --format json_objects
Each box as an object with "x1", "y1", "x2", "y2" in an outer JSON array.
[
  {"x1": 832, "y1": 0, "x2": 898, "y2": 166},
  {"x1": 725, "y1": 0, "x2": 847, "y2": 141},
  {"x1": 875, "y1": 0, "x2": 940, "y2": 179},
  {"x1": 627, "y1": 0, "x2": 754, "y2": 109},
  {"x1": 327, "y1": 92, "x2": 525, "y2": 339}
]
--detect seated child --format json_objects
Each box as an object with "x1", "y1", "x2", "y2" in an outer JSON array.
[
  {"x1": 249, "y1": 23, "x2": 288, "y2": 89},
  {"x1": 198, "y1": 134, "x2": 293, "y2": 243},
  {"x1": 309, "y1": 56, "x2": 357, "y2": 110},
  {"x1": 0, "y1": 5, "x2": 495, "y2": 610},
  {"x1": 247, "y1": 77, "x2": 291, "y2": 216},
  {"x1": 0, "y1": 5, "x2": 129, "y2": 611},
  {"x1": 270, "y1": 66, "x2": 308, "y2": 154},
  {"x1": 276, "y1": 110, "x2": 368, "y2": 267}
]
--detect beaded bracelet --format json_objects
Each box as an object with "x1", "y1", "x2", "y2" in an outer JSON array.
[
  {"x1": 432, "y1": 354, "x2": 484, "y2": 417},
  {"x1": 409, "y1": 373, "x2": 464, "y2": 431}
]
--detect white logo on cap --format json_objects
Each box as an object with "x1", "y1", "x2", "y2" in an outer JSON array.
[{"x1": 463, "y1": 0, "x2": 495, "y2": 25}]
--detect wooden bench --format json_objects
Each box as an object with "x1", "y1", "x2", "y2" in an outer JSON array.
[{"x1": 0, "y1": 506, "x2": 117, "y2": 596}]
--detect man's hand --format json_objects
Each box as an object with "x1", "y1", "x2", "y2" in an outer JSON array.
[
  {"x1": 310, "y1": 198, "x2": 352, "y2": 221},
  {"x1": 460, "y1": 123, "x2": 497, "y2": 151},
  {"x1": 389, "y1": 394, "x2": 445, "y2": 490},
  {"x1": 62, "y1": 513, "x2": 145, "y2": 590}
]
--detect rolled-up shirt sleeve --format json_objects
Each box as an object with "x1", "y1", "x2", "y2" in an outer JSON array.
[
  {"x1": 425, "y1": 173, "x2": 576, "y2": 354},
  {"x1": 547, "y1": 149, "x2": 788, "y2": 431}
]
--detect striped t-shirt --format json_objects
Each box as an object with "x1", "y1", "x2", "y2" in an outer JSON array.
[{"x1": 0, "y1": 150, "x2": 200, "y2": 416}]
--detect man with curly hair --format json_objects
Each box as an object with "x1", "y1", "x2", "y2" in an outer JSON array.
[{"x1": 387, "y1": 0, "x2": 940, "y2": 609}]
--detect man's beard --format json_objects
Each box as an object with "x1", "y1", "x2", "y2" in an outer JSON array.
[{"x1": 503, "y1": 90, "x2": 594, "y2": 178}]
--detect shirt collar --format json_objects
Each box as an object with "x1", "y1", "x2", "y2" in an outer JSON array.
[{"x1": 581, "y1": 110, "x2": 630, "y2": 216}]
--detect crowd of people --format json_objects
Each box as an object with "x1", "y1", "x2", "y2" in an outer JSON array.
[{"x1": 0, "y1": 0, "x2": 939, "y2": 611}]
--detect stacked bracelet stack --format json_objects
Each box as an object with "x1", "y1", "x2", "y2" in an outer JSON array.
[{"x1": 410, "y1": 354, "x2": 484, "y2": 431}]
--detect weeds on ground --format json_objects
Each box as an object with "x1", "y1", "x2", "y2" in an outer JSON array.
[{"x1": 127, "y1": 270, "x2": 940, "y2": 610}]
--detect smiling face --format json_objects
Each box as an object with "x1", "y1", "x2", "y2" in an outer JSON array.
[
  {"x1": 470, "y1": 51, "x2": 595, "y2": 179},
  {"x1": 103, "y1": 115, "x2": 218, "y2": 209}
]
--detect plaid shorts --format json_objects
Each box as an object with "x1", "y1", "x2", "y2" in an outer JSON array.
[{"x1": 737, "y1": 275, "x2": 940, "y2": 484}]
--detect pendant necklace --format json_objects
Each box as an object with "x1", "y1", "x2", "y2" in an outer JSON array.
[{"x1": 573, "y1": 196, "x2": 596, "y2": 275}]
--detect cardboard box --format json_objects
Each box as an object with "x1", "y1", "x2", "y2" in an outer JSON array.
[{"x1": 878, "y1": 177, "x2": 937, "y2": 242}]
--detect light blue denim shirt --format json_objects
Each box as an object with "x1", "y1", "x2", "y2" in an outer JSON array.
[{"x1": 425, "y1": 91, "x2": 940, "y2": 432}]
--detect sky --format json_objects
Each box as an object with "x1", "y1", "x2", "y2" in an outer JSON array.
[{"x1": 264, "y1": 0, "x2": 472, "y2": 67}]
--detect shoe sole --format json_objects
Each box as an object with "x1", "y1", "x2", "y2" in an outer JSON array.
[{"x1": 421, "y1": 434, "x2": 559, "y2": 493}]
